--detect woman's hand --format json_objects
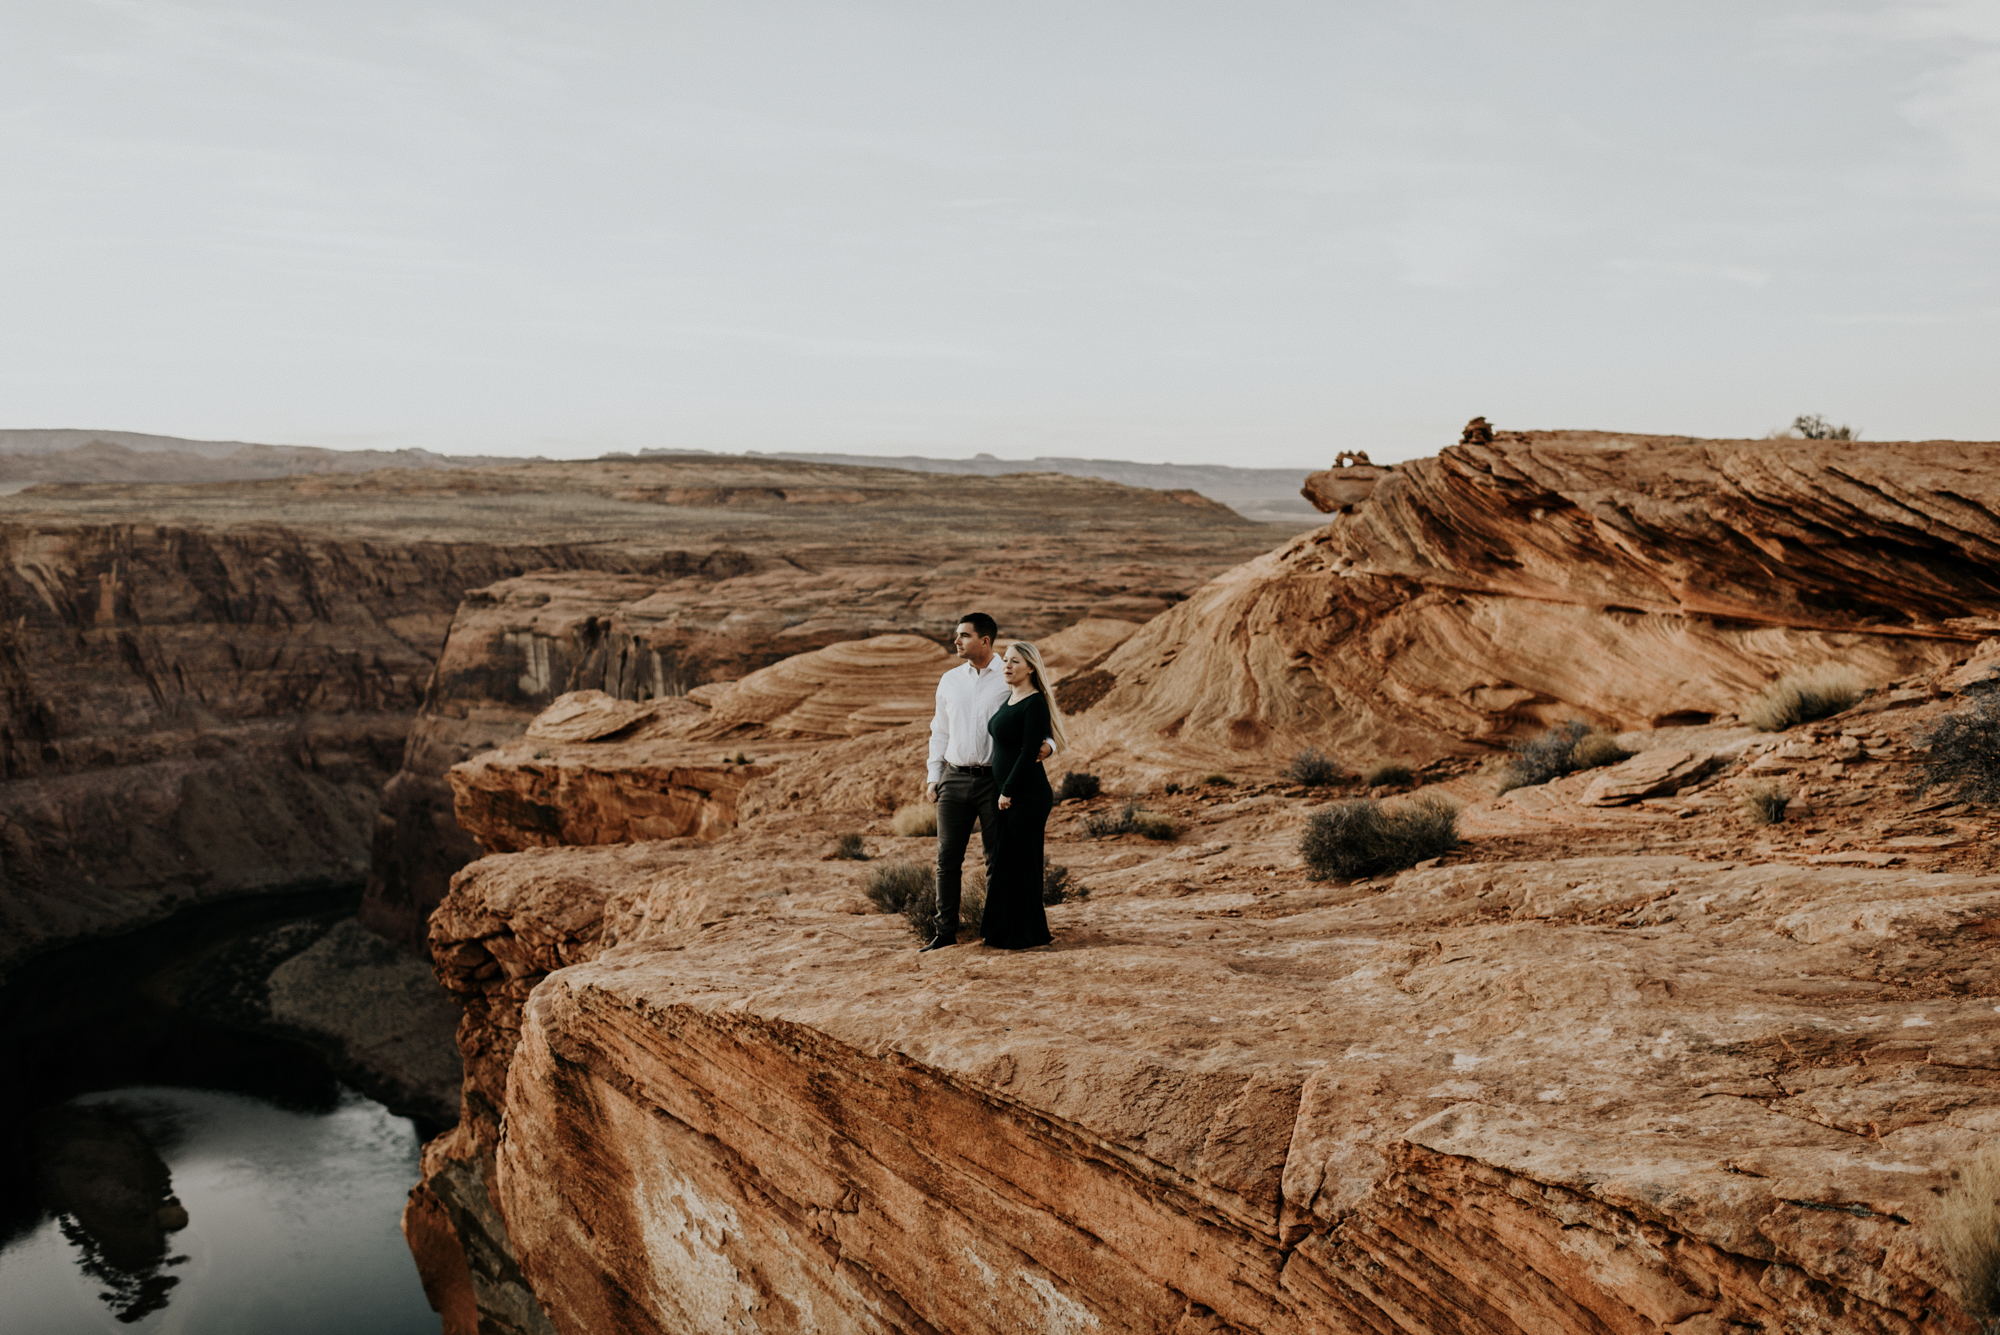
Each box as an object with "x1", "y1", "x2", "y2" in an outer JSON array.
[{"x1": 997, "y1": 795, "x2": 1013, "y2": 810}]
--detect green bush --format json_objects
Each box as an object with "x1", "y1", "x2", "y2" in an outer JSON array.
[
  {"x1": 1282, "y1": 748, "x2": 1345, "y2": 787},
  {"x1": 1300, "y1": 796, "x2": 1460, "y2": 881},
  {"x1": 1741, "y1": 670, "x2": 1863, "y2": 732},
  {"x1": 1043, "y1": 864, "x2": 1084, "y2": 905},
  {"x1": 868, "y1": 861, "x2": 987, "y2": 940},
  {"x1": 1915, "y1": 692, "x2": 2000, "y2": 806},
  {"x1": 833, "y1": 831, "x2": 868, "y2": 860},
  {"x1": 1364, "y1": 762, "x2": 1414, "y2": 788},
  {"x1": 1058, "y1": 771, "x2": 1102, "y2": 801},
  {"x1": 1739, "y1": 783, "x2": 1790, "y2": 826},
  {"x1": 864, "y1": 861, "x2": 933, "y2": 915}
]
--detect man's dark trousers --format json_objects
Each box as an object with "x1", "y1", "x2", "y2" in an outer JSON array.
[{"x1": 935, "y1": 766, "x2": 1000, "y2": 937}]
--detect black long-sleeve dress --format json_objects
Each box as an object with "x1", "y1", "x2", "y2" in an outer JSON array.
[{"x1": 982, "y1": 691, "x2": 1055, "y2": 949}]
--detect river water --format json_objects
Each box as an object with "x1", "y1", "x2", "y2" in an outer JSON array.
[
  {"x1": 0, "y1": 893, "x2": 442, "y2": 1335},
  {"x1": 0, "y1": 1086, "x2": 436, "y2": 1335}
]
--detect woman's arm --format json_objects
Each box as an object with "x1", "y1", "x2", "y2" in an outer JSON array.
[{"x1": 1002, "y1": 694, "x2": 1049, "y2": 798}]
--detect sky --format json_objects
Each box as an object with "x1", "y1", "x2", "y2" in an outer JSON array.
[{"x1": 1, "y1": 1, "x2": 1994, "y2": 466}]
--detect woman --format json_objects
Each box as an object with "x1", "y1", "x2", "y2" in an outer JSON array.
[{"x1": 982, "y1": 641, "x2": 1069, "y2": 949}]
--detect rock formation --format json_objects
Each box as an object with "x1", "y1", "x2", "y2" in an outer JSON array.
[
  {"x1": 0, "y1": 519, "x2": 633, "y2": 975},
  {"x1": 401, "y1": 431, "x2": 2000, "y2": 1333},
  {"x1": 1072, "y1": 431, "x2": 2000, "y2": 777},
  {"x1": 365, "y1": 473, "x2": 1292, "y2": 950},
  {"x1": 415, "y1": 661, "x2": 2000, "y2": 1333}
]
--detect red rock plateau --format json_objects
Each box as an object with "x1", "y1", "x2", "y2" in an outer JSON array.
[{"x1": 408, "y1": 432, "x2": 2000, "y2": 1334}]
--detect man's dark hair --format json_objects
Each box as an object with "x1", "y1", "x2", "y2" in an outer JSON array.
[{"x1": 957, "y1": 612, "x2": 998, "y2": 641}]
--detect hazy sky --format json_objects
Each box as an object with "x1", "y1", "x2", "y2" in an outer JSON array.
[{"x1": 2, "y1": 2, "x2": 1993, "y2": 465}]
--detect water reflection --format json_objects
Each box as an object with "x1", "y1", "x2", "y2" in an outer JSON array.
[
  {"x1": 35, "y1": 1102, "x2": 191, "y2": 1323},
  {"x1": 0, "y1": 1087, "x2": 436, "y2": 1335}
]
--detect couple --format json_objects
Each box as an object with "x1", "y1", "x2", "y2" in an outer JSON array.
[{"x1": 922, "y1": 612, "x2": 1069, "y2": 953}]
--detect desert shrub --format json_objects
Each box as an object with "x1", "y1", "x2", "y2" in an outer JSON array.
[
  {"x1": 833, "y1": 831, "x2": 868, "y2": 861},
  {"x1": 1364, "y1": 762, "x2": 1414, "y2": 788},
  {"x1": 1057, "y1": 771, "x2": 1102, "y2": 801},
  {"x1": 1163, "y1": 781, "x2": 1182, "y2": 794},
  {"x1": 1282, "y1": 748, "x2": 1345, "y2": 787},
  {"x1": 1201, "y1": 773, "x2": 1235, "y2": 787},
  {"x1": 1133, "y1": 812, "x2": 1181, "y2": 841},
  {"x1": 891, "y1": 802, "x2": 938, "y2": 836},
  {"x1": 1739, "y1": 782, "x2": 1791, "y2": 826},
  {"x1": 1935, "y1": 1142, "x2": 2000, "y2": 1323},
  {"x1": 1300, "y1": 796, "x2": 1460, "y2": 881},
  {"x1": 1043, "y1": 864, "x2": 1085, "y2": 905},
  {"x1": 1915, "y1": 694, "x2": 2000, "y2": 806},
  {"x1": 1499, "y1": 720, "x2": 1590, "y2": 792},
  {"x1": 872, "y1": 862, "x2": 986, "y2": 940},
  {"x1": 1496, "y1": 722, "x2": 1630, "y2": 792},
  {"x1": 1084, "y1": 800, "x2": 1139, "y2": 838},
  {"x1": 864, "y1": 860, "x2": 934, "y2": 915},
  {"x1": 1741, "y1": 669, "x2": 1863, "y2": 732},
  {"x1": 1792, "y1": 413, "x2": 1858, "y2": 441},
  {"x1": 1569, "y1": 732, "x2": 1633, "y2": 770}
]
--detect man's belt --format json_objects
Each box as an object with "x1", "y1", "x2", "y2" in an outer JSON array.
[{"x1": 947, "y1": 763, "x2": 994, "y2": 775}]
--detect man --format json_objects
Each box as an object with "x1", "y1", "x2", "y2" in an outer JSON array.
[{"x1": 923, "y1": 612, "x2": 1052, "y2": 952}]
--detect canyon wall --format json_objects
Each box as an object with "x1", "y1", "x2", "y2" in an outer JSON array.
[
  {"x1": 0, "y1": 519, "x2": 652, "y2": 974},
  {"x1": 1065, "y1": 432, "x2": 2000, "y2": 774}
]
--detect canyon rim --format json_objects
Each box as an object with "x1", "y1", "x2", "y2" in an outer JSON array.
[{"x1": 397, "y1": 429, "x2": 2000, "y2": 1334}]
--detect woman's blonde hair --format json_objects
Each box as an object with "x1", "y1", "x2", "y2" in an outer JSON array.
[{"x1": 1005, "y1": 640, "x2": 1070, "y2": 756}]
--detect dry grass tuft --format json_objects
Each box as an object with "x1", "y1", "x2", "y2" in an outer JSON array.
[
  {"x1": 1282, "y1": 748, "x2": 1346, "y2": 787},
  {"x1": 1301, "y1": 795, "x2": 1460, "y2": 881},
  {"x1": 1083, "y1": 800, "x2": 1177, "y2": 840},
  {"x1": 1497, "y1": 721, "x2": 1630, "y2": 793},
  {"x1": 1741, "y1": 669, "x2": 1864, "y2": 732},
  {"x1": 833, "y1": 831, "x2": 868, "y2": 860},
  {"x1": 1935, "y1": 1142, "x2": 2000, "y2": 1324},
  {"x1": 1201, "y1": 773, "x2": 1235, "y2": 787},
  {"x1": 891, "y1": 802, "x2": 938, "y2": 837},
  {"x1": 1739, "y1": 782, "x2": 1791, "y2": 826},
  {"x1": 1364, "y1": 762, "x2": 1415, "y2": 788}
]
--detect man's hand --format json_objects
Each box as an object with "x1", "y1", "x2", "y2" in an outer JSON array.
[
  {"x1": 1037, "y1": 741, "x2": 1053, "y2": 761},
  {"x1": 997, "y1": 795, "x2": 1013, "y2": 810},
  {"x1": 924, "y1": 782, "x2": 937, "y2": 804}
]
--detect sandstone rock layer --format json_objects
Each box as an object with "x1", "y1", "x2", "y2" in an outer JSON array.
[{"x1": 1073, "y1": 433, "x2": 2000, "y2": 772}]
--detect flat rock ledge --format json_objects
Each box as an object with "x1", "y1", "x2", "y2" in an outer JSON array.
[{"x1": 423, "y1": 824, "x2": 2000, "y2": 1335}]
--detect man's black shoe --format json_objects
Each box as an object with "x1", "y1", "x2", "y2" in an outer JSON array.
[{"x1": 919, "y1": 931, "x2": 956, "y2": 953}]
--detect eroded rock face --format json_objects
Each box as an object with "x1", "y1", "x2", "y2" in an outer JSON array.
[
  {"x1": 1073, "y1": 433, "x2": 2000, "y2": 771},
  {"x1": 369, "y1": 504, "x2": 1289, "y2": 948},
  {"x1": 430, "y1": 785, "x2": 1998, "y2": 1334},
  {"x1": 0, "y1": 521, "x2": 628, "y2": 972}
]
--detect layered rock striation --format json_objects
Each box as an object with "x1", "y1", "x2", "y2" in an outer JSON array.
[
  {"x1": 0, "y1": 519, "x2": 647, "y2": 973},
  {"x1": 1069, "y1": 433, "x2": 2000, "y2": 772},
  {"x1": 417, "y1": 665, "x2": 2000, "y2": 1333}
]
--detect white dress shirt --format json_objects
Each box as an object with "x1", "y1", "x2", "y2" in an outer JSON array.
[{"x1": 927, "y1": 658, "x2": 1012, "y2": 784}]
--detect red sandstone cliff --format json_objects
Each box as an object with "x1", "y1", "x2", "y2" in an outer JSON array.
[{"x1": 405, "y1": 432, "x2": 2000, "y2": 1334}]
